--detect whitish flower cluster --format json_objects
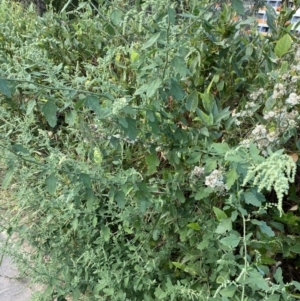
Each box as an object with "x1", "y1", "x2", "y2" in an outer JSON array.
[
  {"x1": 242, "y1": 151, "x2": 296, "y2": 216},
  {"x1": 263, "y1": 107, "x2": 299, "y2": 130},
  {"x1": 272, "y1": 83, "x2": 286, "y2": 99},
  {"x1": 190, "y1": 166, "x2": 205, "y2": 178},
  {"x1": 250, "y1": 88, "x2": 264, "y2": 101},
  {"x1": 285, "y1": 92, "x2": 300, "y2": 106},
  {"x1": 205, "y1": 169, "x2": 227, "y2": 193},
  {"x1": 233, "y1": 101, "x2": 259, "y2": 125}
]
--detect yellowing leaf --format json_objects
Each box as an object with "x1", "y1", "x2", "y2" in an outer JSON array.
[
  {"x1": 130, "y1": 50, "x2": 140, "y2": 62},
  {"x1": 93, "y1": 148, "x2": 102, "y2": 164}
]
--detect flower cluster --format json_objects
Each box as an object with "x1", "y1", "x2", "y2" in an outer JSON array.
[
  {"x1": 205, "y1": 169, "x2": 227, "y2": 193},
  {"x1": 232, "y1": 101, "x2": 260, "y2": 125},
  {"x1": 190, "y1": 166, "x2": 205, "y2": 178}
]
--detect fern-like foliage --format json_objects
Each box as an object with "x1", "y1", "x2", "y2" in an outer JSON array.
[{"x1": 242, "y1": 150, "x2": 296, "y2": 216}]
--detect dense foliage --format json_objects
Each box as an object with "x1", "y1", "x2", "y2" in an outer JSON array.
[{"x1": 1, "y1": 0, "x2": 300, "y2": 300}]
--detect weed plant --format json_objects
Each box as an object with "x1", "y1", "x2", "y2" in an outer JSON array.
[{"x1": 0, "y1": 0, "x2": 300, "y2": 300}]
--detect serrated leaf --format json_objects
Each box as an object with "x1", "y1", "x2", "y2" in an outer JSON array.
[
  {"x1": 225, "y1": 169, "x2": 238, "y2": 190},
  {"x1": 102, "y1": 226, "x2": 111, "y2": 242},
  {"x1": 142, "y1": 32, "x2": 161, "y2": 49},
  {"x1": 42, "y1": 100, "x2": 57, "y2": 128},
  {"x1": 145, "y1": 153, "x2": 160, "y2": 175},
  {"x1": 244, "y1": 191, "x2": 261, "y2": 207},
  {"x1": 220, "y1": 286, "x2": 237, "y2": 298},
  {"x1": 120, "y1": 117, "x2": 137, "y2": 140},
  {"x1": 0, "y1": 79, "x2": 11, "y2": 98},
  {"x1": 213, "y1": 207, "x2": 227, "y2": 221},
  {"x1": 186, "y1": 90, "x2": 198, "y2": 112},
  {"x1": 169, "y1": 78, "x2": 186, "y2": 100},
  {"x1": 211, "y1": 143, "x2": 230, "y2": 154},
  {"x1": 187, "y1": 223, "x2": 200, "y2": 231},
  {"x1": 146, "y1": 78, "x2": 162, "y2": 98},
  {"x1": 248, "y1": 270, "x2": 269, "y2": 290},
  {"x1": 86, "y1": 189, "x2": 96, "y2": 212},
  {"x1": 45, "y1": 173, "x2": 58, "y2": 196},
  {"x1": 220, "y1": 234, "x2": 240, "y2": 248},
  {"x1": 275, "y1": 34, "x2": 292, "y2": 57},
  {"x1": 251, "y1": 219, "x2": 275, "y2": 237},
  {"x1": 171, "y1": 56, "x2": 190, "y2": 78},
  {"x1": 215, "y1": 218, "x2": 232, "y2": 234},
  {"x1": 114, "y1": 190, "x2": 125, "y2": 209},
  {"x1": 65, "y1": 110, "x2": 77, "y2": 126},
  {"x1": 85, "y1": 95, "x2": 110, "y2": 118}
]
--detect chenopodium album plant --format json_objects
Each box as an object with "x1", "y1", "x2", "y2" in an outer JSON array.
[{"x1": 1, "y1": 0, "x2": 300, "y2": 300}]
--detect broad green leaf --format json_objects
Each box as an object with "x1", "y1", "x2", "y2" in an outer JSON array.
[
  {"x1": 273, "y1": 267, "x2": 283, "y2": 284},
  {"x1": 232, "y1": 0, "x2": 245, "y2": 15},
  {"x1": 85, "y1": 95, "x2": 110, "y2": 118},
  {"x1": 195, "y1": 187, "x2": 213, "y2": 200},
  {"x1": 187, "y1": 223, "x2": 200, "y2": 231},
  {"x1": 146, "y1": 78, "x2": 162, "y2": 98},
  {"x1": 2, "y1": 168, "x2": 14, "y2": 189},
  {"x1": 42, "y1": 100, "x2": 57, "y2": 128},
  {"x1": 186, "y1": 90, "x2": 198, "y2": 112},
  {"x1": 145, "y1": 153, "x2": 160, "y2": 175},
  {"x1": 211, "y1": 143, "x2": 230, "y2": 154},
  {"x1": 244, "y1": 191, "x2": 261, "y2": 207},
  {"x1": 114, "y1": 190, "x2": 125, "y2": 209},
  {"x1": 12, "y1": 144, "x2": 30, "y2": 155},
  {"x1": 215, "y1": 218, "x2": 232, "y2": 234},
  {"x1": 142, "y1": 32, "x2": 161, "y2": 49},
  {"x1": 220, "y1": 286, "x2": 237, "y2": 298},
  {"x1": 45, "y1": 173, "x2": 58, "y2": 196},
  {"x1": 213, "y1": 207, "x2": 227, "y2": 221},
  {"x1": 275, "y1": 34, "x2": 292, "y2": 57},
  {"x1": 266, "y1": 5, "x2": 277, "y2": 31},
  {"x1": 130, "y1": 50, "x2": 140, "y2": 62},
  {"x1": 0, "y1": 79, "x2": 11, "y2": 98},
  {"x1": 121, "y1": 117, "x2": 137, "y2": 140},
  {"x1": 290, "y1": 243, "x2": 300, "y2": 254},
  {"x1": 102, "y1": 226, "x2": 111, "y2": 242},
  {"x1": 72, "y1": 288, "x2": 80, "y2": 301},
  {"x1": 171, "y1": 56, "x2": 190, "y2": 78},
  {"x1": 168, "y1": 78, "x2": 186, "y2": 100},
  {"x1": 65, "y1": 110, "x2": 77, "y2": 126},
  {"x1": 292, "y1": 281, "x2": 300, "y2": 291},
  {"x1": 248, "y1": 270, "x2": 269, "y2": 290},
  {"x1": 251, "y1": 219, "x2": 275, "y2": 237},
  {"x1": 110, "y1": 9, "x2": 123, "y2": 26},
  {"x1": 225, "y1": 169, "x2": 238, "y2": 189},
  {"x1": 86, "y1": 190, "x2": 96, "y2": 212},
  {"x1": 220, "y1": 234, "x2": 240, "y2": 248},
  {"x1": 265, "y1": 295, "x2": 280, "y2": 301},
  {"x1": 246, "y1": 44, "x2": 253, "y2": 56},
  {"x1": 79, "y1": 173, "x2": 92, "y2": 188}
]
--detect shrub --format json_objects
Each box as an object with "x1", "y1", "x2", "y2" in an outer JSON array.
[{"x1": 0, "y1": 0, "x2": 300, "y2": 300}]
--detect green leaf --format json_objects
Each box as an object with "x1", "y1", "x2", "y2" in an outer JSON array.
[
  {"x1": 275, "y1": 34, "x2": 292, "y2": 57},
  {"x1": 195, "y1": 187, "x2": 213, "y2": 200},
  {"x1": 244, "y1": 191, "x2": 261, "y2": 207},
  {"x1": 220, "y1": 234, "x2": 240, "y2": 248},
  {"x1": 86, "y1": 189, "x2": 96, "y2": 212},
  {"x1": 186, "y1": 90, "x2": 198, "y2": 112},
  {"x1": 142, "y1": 32, "x2": 161, "y2": 49},
  {"x1": 102, "y1": 226, "x2": 111, "y2": 242},
  {"x1": 215, "y1": 218, "x2": 232, "y2": 234},
  {"x1": 200, "y1": 92, "x2": 215, "y2": 113},
  {"x1": 290, "y1": 243, "x2": 300, "y2": 254},
  {"x1": 93, "y1": 148, "x2": 102, "y2": 164},
  {"x1": 114, "y1": 190, "x2": 126, "y2": 209},
  {"x1": 42, "y1": 100, "x2": 57, "y2": 128},
  {"x1": 211, "y1": 143, "x2": 230, "y2": 154},
  {"x1": 265, "y1": 295, "x2": 280, "y2": 301},
  {"x1": 225, "y1": 169, "x2": 238, "y2": 190},
  {"x1": 213, "y1": 207, "x2": 227, "y2": 221},
  {"x1": 2, "y1": 168, "x2": 14, "y2": 189},
  {"x1": 12, "y1": 144, "x2": 30, "y2": 155},
  {"x1": 251, "y1": 219, "x2": 275, "y2": 237},
  {"x1": 172, "y1": 262, "x2": 185, "y2": 270},
  {"x1": 110, "y1": 9, "x2": 123, "y2": 26},
  {"x1": 0, "y1": 79, "x2": 11, "y2": 98},
  {"x1": 45, "y1": 173, "x2": 58, "y2": 196},
  {"x1": 220, "y1": 286, "x2": 237, "y2": 298},
  {"x1": 168, "y1": 7, "x2": 176, "y2": 24},
  {"x1": 145, "y1": 153, "x2": 160, "y2": 175},
  {"x1": 168, "y1": 78, "x2": 186, "y2": 100},
  {"x1": 85, "y1": 95, "x2": 110, "y2": 118},
  {"x1": 121, "y1": 117, "x2": 137, "y2": 140},
  {"x1": 65, "y1": 110, "x2": 77, "y2": 126},
  {"x1": 146, "y1": 78, "x2": 162, "y2": 98},
  {"x1": 26, "y1": 99, "x2": 36, "y2": 115},
  {"x1": 187, "y1": 223, "x2": 200, "y2": 231},
  {"x1": 248, "y1": 270, "x2": 269, "y2": 290},
  {"x1": 171, "y1": 56, "x2": 190, "y2": 78},
  {"x1": 232, "y1": 0, "x2": 245, "y2": 15}
]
